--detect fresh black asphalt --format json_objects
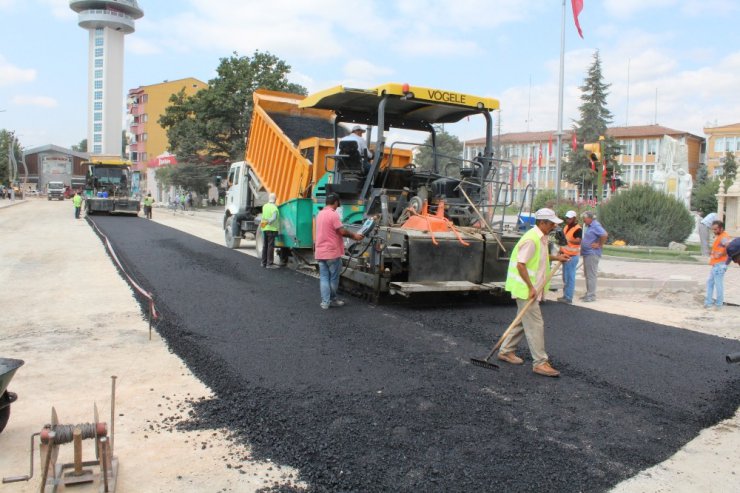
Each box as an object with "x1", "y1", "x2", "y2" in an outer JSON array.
[{"x1": 89, "y1": 215, "x2": 740, "y2": 492}]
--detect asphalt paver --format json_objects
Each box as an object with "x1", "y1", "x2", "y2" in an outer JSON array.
[{"x1": 89, "y1": 215, "x2": 740, "y2": 492}]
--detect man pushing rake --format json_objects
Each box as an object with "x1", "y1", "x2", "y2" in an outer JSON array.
[{"x1": 472, "y1": 208, "x2": 570, "y2": 377}]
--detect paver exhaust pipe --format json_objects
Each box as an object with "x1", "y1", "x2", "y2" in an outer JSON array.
[{"x1": 726, "y1": 352, "x2": 740, "y2": 364}]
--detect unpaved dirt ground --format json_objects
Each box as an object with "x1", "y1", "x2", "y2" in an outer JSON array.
[
  {"x1": 1, "y1": 199, "x2": 738, "y2": 492},
  {"x1": 0, "y1": 199, "x2": 301, "y2": 492}
]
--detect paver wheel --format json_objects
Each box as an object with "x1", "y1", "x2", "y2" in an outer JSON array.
[{"x1": 0, "y1": 395, "x2": 10, "y2": 434}]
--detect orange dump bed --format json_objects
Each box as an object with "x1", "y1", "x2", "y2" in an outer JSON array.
[{"x1": 245, "y1": 89, "x2": 412, "y2": 204}]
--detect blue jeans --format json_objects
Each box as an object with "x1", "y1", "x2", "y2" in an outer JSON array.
[
  {"x1": 705, "y1": 263, "x2": 727, "y2": 307},
  {"x1": 318, "y1": 258, "x2": 342, "y2": 305},
  {"x1": 561, "y1": 254, "x2": 579, "y2": 301}
]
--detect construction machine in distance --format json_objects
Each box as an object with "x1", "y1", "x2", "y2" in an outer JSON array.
[
  {"x1": 83, "y1": 158, "x2": 141, "y2": 216},
  {"x1": 224, "y1": 83, "x2": 521, "y2": 299}
]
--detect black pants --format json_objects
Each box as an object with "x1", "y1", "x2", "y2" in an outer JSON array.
[{"x1": 261, "y1": 230, "x2": 277, "y2": 266}]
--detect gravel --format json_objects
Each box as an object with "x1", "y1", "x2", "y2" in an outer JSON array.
[{"x1": 89, "y1": 215, "x2": 740, "y2": 492}]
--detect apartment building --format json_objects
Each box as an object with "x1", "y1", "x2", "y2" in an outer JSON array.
[
  {"x1": 126, "y1": 77, "x2": 207, "y2": 167},
  {"x1": 703, "y1": 122, "x2": 740, "y2": 177},
  {"x1": 464, "y1": 124, "x2": 704, "y2": 201}
]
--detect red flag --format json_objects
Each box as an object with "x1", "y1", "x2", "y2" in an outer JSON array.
[
  {"x1": 571, "y1": 132, "x2": 577, "y2": 151},
  {"x1": 548, "y1": 134, "x2": 553, "y2": 155},
  {"x1": 509, "y1": 165, "x2": 514, "y2": 187},
  {"x1": 602, "y1": 159, "x2": 607, "y2": 178},
  {"x1": 590, "y1": 159, "x2": 596, "y2": 171},
  {"x1": 538, "y1": 145, "x2": 543, "y2": 167},
  {"x1": 571, "y1": 0, "x2": 584, "y2": 39},
  {"x1": 517, "y1": 160, "x2": 523, "y2": 183},
  {"x1": 610, "y1": 173, "x2": 617, "y2": 192}
]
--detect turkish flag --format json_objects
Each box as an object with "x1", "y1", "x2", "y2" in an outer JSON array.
[
  {"x1": 571, "y1": 132, "x2": 577, "y2": 151},
  {"x1": 517, "y1": 161, "x2": 523, "y2": 183},
  {"x1": 602, "y1": 159, "x2": 607, "y2": 178},
  {"x1": 590, "y1": 158, "x2": 596, "y2": 171},
  {"x1": 572, "y1": 0, "x2": 584, "y2": 39},
  {"x1": 509, "y1": 165, "x2": 515, "y2": 187},
  {"x1": 548, "y1": 134, "x2": 553, "y2": 155},
  {"x1": 538, "y1": 145, "x2": 543, "y2": 167}
]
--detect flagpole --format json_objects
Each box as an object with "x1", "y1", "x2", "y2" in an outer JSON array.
[{"x1": 555, "y1": 0, "x2": 566, "y2": 201}]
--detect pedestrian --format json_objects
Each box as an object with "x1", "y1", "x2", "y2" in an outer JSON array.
[
  {"x1": 186, "y1": 191, "x2": 193, "y2": 212},
  {"x1": 497, "y1": 208, "x2": 570, "y2": 377},
  {"x1": 143, "y1": 192, "x2": 154, "y2": 219},
  {"x1": 72, "y1": 191, "x2": 83, "y2": 219},
  {"x1": 704, "y1": 220, "x2": 731, "y2": 310},
  {"x1": 557, "y1": 210, "x2": 582, "y2": 304},
  {"x1": 260, "y1": 193, "x2": 280, "y2": 269},
  {"x1": 726, "y1": 237, "x2": 740, "y2": 266},
  {"x1": 580, "y1": 210, "x2": 608, "y2": 302},
  {"x1": 314, "y1": 193, "x2": 363, "y2": 309},
  {"x1": 698, "y1": 212, "x2": 718, "y2": 257}
]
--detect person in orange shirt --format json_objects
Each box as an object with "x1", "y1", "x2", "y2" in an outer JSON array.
[{"x1": 704, "y1": 220, "x2": 731, "y2": 310}]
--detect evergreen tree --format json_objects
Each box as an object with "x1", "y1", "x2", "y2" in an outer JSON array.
[
  {"x1": 695, "y1": 162, "x2": 708, "y2": 186},
  {"x1": 561, "y1": 51, "x2": 620, "y2": 199},
  {"x1": 721, "y1": 151, "x2": 737, "y2": 188},
  {"x1": 415, "y1": 126, "x2": 463, "y2": 173}
]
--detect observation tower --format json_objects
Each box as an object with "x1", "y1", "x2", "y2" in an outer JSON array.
[{"x1": 69, "y1": 1, "x2": 144, "y2": 157}]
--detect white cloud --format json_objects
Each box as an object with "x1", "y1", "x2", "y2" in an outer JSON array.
[
  {"x1": 604, "y1": 0, "x2": 676, "y2": 18},
  {"x1": 12, "y1": 95, "x2": 58, "y2": 108},
  {"x1": 127, "y1": 37, "x2": 162, "y2": 56},
  {"x1": 342, "y1": 60, "x2": 393, "y2": 81},
  {"x1": 0, "y1": 55, "x2": 36, "y2": 87},
  {"x1": 41, "y1": 0, "x2": 75, "y2": 19}
]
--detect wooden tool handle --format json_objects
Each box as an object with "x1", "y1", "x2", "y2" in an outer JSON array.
[{"x1": 483, "y1": 262, "x2": 563, "y2": 361}]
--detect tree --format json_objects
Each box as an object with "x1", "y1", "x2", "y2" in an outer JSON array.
[
  {"x1": 695, "y1": 162, "x2": 709, "y2": 186},
  {"x1": 71, "y1": 138, "x2": 87, "y2": 153},
  {"x1": 562, "y1": 51, "x2": 620, "y2": 200},
  {"x1": 691, "y1": 178, "x2": 719, "y2": 216},
  {"x1": 0, "y1": 130, "x2": 23, "y2": 186},
  {"x1": 415, "y1": 126, "x2": 463, "y2": 173},
  {"x1": 721, "y1": 151, "x2": 737, "y2": 189},
  {"x1": 159, "y1": 51, "x2": 307, "y2": 168}
]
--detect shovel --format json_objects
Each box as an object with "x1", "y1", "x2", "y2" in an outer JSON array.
[{"x1": 471, "y1": 262, "x2": 562, "y2": 370}]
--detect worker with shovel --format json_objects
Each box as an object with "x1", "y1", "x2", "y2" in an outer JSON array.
[{"x1": 497, "y1": 208, "x2": 570, "y2": 377}]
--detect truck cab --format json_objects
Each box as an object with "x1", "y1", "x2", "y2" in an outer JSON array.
[{"x1": 46, "y1": 181, "x2": 65, "y2": 201}]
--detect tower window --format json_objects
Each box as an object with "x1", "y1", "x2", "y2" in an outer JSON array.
[
  {"x1": 94, "y1": 91, "x2": 102, "y2": 100},
  {"x1": 95, "y1": 38, "x2": 104, "y2": 47},
  {"x1": 95, "y1": 59, "x2": 103, "y2": 68},
  {"x1": 94, "y1": 123, "x2": 102, "y2": 132},
  {"x1": 95, "y1": 48, "x2": 103, "y2": 57},
  {"x1": 94, "y1": 102, "x2": 102, "y2": 111},
  {"x1": 94, "y1": 80, "x2": 103, "y2": 89},
  {"x1": 94, "y1": 134, "x2": 102, "y2": 143},
  {"x1": 95, "y1": 70, "x2": 103, "y2": 79},
  {"x1": 94, "y1": 112, "x2": 102, "y2": 122}
]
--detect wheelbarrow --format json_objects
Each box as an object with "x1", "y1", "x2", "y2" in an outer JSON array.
[{"x1": 0, "y1": 358, "x2": 24, "y2": 434}]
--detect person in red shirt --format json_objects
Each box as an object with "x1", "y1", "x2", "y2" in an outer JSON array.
[{"x1": 315, "y1": 194, "x2": 363, "y2": 309}]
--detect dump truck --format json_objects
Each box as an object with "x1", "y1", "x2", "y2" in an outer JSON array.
[
  {"x1": 83, "y1": 158, "x2": 141, "y2": 215},
  {"x1": 225, "y1": 84, "x2": 520, "y2": 298},
  {"x1": 46, "y1": 181, "x2": 65, "y2": 201}
]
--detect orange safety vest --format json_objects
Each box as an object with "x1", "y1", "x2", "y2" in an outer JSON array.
[
  {"x1": 560, "y1": 223, "x2": 582, "y2": 256},
  {"x1": 710, "y1": 231, "x2": 731, "y2": 265}
]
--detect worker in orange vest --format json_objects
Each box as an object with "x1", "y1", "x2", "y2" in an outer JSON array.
[
  {"x1": 704, "y1": 220, "x2": 731, "y2": 310},
  {"x1": 557, "y1": 210, "x2": 582, "y2": 304}
]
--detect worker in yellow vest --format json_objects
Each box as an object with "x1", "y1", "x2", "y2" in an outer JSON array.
[
  {"x1": 498, "y1": 208, "x2": 570, "y2": 377},
  {"x1": 557, "y1": 210, "x2": 582, "y2": 304},
  {"x1": 72, "y1": 191, "x2": 83, "y2": 219},
  {"x1": 704, "y1": 220, "x2": 731, "y2": 310},
  {"x1": 143, "y1": 193, "x2": 154, "y2": 219},
  {"x1": 260, "y1": 193, "x2": 280, "y2": 269}
]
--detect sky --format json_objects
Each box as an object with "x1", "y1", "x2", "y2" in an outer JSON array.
[{"x1": 1, "y1": 0, "x2": 740, "y2": 151}]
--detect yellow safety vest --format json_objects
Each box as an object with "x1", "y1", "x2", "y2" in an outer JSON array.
[
  {"x1": 505, "y1": 227, "x2": 551, "y2": 299},
  {"x1": 261, "y1": 203, "x2": 279, "y2": 232}
]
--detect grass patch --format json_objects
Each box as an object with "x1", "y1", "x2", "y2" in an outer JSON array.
[{"x1": 603, "y1": 245, "x2": 700, "y2": 262}]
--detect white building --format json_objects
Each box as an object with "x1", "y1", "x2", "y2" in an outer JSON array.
[{"x1": 70, "y1": 1, "x2": 144, "y2": 156}]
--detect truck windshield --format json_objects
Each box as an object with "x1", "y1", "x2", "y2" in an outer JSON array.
[{"x1": 48, "y1": 183, "x2": 64, "y2": 189}]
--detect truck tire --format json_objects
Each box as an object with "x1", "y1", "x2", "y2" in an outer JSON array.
[{"x1": 225, "y1": 218, "x2": 241, "y2": 249}]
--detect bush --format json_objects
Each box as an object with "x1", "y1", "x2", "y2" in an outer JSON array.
[
  {"x1": 598, "y1": 185, "x2": 694, "y2": 246},
  {"x1": 691, "y1": 178, "x2": 719, "y2": 216},
  {"x1": 531, "y1": 190, "x2": 589, "y2": 220}
]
